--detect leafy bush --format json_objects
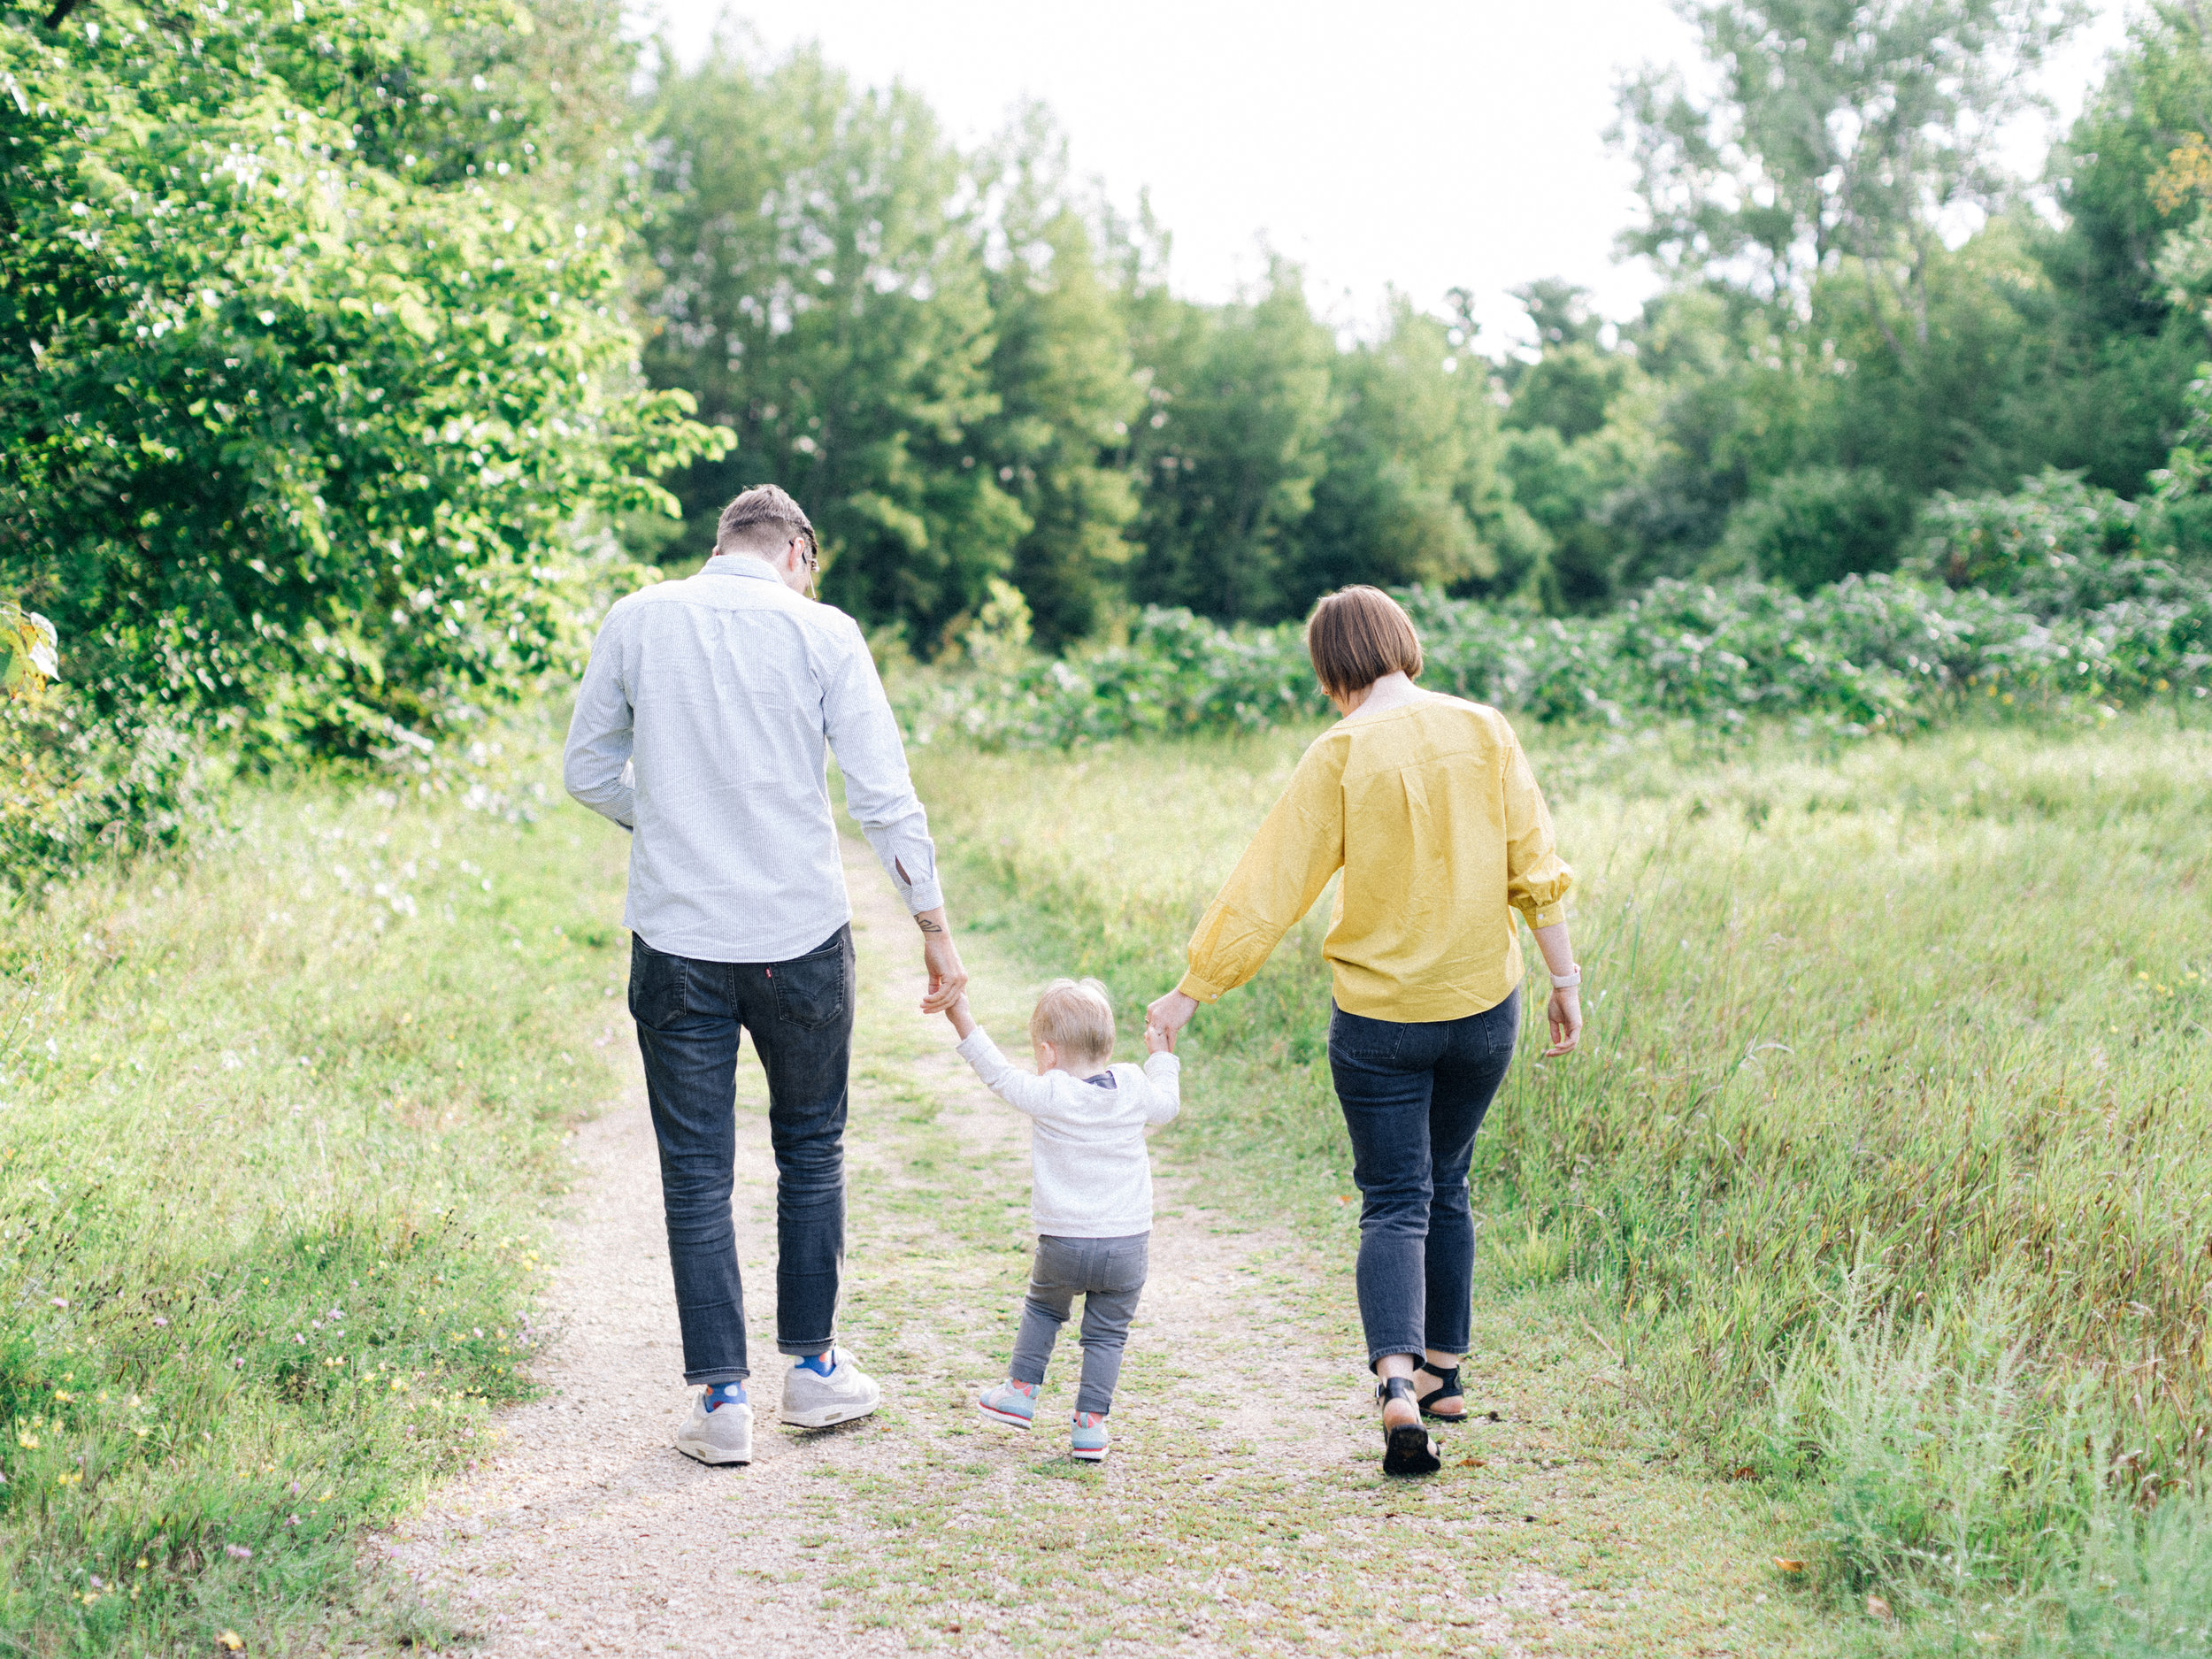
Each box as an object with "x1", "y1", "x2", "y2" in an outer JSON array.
[
  {"x1": 1913, "y1": 468, "x2": 2140, "y2": 594},
  {"x1": 899, "y1": 565, "x2": 2212, "y2": 749},
  {"x1": 1716, "y1": 466, "x2": 1916, "y2": 594},
  {"x1": 0, "y1": 0, "x2": 726, "y2": 762}
]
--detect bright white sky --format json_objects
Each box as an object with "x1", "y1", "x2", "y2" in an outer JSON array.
[{"x1": 634, "y1": 1, "x2": 2138, "y2": 349}]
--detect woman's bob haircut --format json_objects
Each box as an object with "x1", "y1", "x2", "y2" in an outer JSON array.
[{"x1": 1304, "y1": 586, "x2": 1425, "y2": 702}]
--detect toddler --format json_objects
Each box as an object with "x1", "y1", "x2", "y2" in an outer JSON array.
[{"x1": 947, "y1": 977, "x2": 1179, "y2": 1462}]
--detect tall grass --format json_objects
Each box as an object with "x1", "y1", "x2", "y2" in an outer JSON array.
[
  {"x1": 912, "y1": 711, "x2": 2212, "y2": 1634},
  {"x1": 0, "y1": 725, "x2": 626, "y2": 1652}
]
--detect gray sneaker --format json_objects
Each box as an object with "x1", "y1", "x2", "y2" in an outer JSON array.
[
  {"x1": 779, "y1": 1349, "x2": 881, "y2": 1429},
  {"x1": 674, "y1": 1394, "x2": 753, "y2": 1466}
]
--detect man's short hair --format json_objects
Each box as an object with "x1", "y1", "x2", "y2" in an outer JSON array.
[
  {"x1": 715, "y1": 485, "x2": 814, "y2": 557},
  {"x1": 1304, "y1": 585, "x2": 1425, "y2": 701},
  {"x1": 1029, "y1": 978, "x2": 1115, "y2": 1064}
]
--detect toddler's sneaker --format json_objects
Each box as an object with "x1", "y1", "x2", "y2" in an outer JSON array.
[
  {"x1": 779, "y1": 1348, "x2": 881, "y2": 1429},
  {"x1": 674, "y1": 1389, "x2": 752, "y2": 1466},
  {"x1": 977, "y1": 1379, "x2": 1039, "y2": 1429},
  {"x1": 1070, "y1": 1411, "x2": 1109, "y2": 1463}
]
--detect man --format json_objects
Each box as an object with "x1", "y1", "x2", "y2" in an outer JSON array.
[{"x1": 563, "y1": 484, "x2": 968, "y2": 1467}]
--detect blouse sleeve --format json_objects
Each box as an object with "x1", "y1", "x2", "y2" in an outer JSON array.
[
  {"x1": 1502, "y1": 733, "x2": 1572, "y2": 928},
  {"x1": 1176, "y1": 739, "x2": 1346, "y2": 1002}
]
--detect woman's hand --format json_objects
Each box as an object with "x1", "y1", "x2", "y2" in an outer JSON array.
[
  {"x1": 1146, "y1": 989, "x2": 1198, "y2": 1049},
  {"x1": 1543, "y1": 985, "x2": 1582, "y2": 1057}
]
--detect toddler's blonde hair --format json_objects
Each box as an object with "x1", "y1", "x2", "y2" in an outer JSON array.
[{"x1": 1029, "y1": 977, "x2": 1115, "y2": 1064}]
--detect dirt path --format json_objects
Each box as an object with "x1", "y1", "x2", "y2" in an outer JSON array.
[{"x1": 383, "y1": 841, "x2": 1838, "y2": 1656}]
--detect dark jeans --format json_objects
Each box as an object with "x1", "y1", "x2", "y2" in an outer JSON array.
[
  {"x1": 1329, "y1": 989, "x2": 1520, "y2": 1369},
  {"x1": 1009, "y1": 1233, "x2": 1149, "y2": 1417},
  {"x1": 627, "y1": 927, "x2": 856, "y2": 1386}
]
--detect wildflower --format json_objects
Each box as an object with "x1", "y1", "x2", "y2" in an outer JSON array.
[
  {"x1": 224, "y1": 1543, "x2": 251, "y2": 1561},
  {"x1": 151, "y1": 1317, "x2": 168, "y2": 1327}
]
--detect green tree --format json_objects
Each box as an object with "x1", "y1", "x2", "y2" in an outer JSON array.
[
  {"x1": 1290, "y1": 299, "x2": 1545, "y2": 611},
  {"x1": 641, "y1": 44, "x2": 1022, "y2": 649},
  {"x1": 1617, "y1": 0, "x2": 2083, "y2": 326},
  {"x1": 0, "y1": 0, "x2": 721, "y2": 757},
  {"x1": 1127, "y1": 263, "x2": 1337, "y2": 620},
  {"x1": 2024, "y1": 6, "x2": 2212, "y2": 494},
  {"x1": 973, "y1": 109, "x2": 1147, "y2": 649}
]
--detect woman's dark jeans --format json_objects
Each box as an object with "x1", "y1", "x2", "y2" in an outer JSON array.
[
  {"x1": 1329, "y1": 989, "x2": 1520, "y2": 1370},
  {"x1": 628, "y1": 927, "x2": 856, "y2": 1386}
]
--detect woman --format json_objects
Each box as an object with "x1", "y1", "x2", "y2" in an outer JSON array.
[{"x1": 1146, "y1": 587, "x2": 1582, "y2": 1477}]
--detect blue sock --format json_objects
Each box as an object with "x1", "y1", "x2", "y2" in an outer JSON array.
[
  {"x1": 793, "y1": 1351, "x2": 834, "y2": 1377},
  {"x1": 703, "y1": 1381, "x2": 747, "y2": 1412}
]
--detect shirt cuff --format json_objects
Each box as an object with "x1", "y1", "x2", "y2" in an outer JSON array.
[
  {"x1": 1142, "y1": 1051, "x2": 1182, "y2": 1072},
  {"x1": 1518, "y1": 901, "x2": 1567, "y2": 930},
  {"x1": 903, "y1": 875, "x2": 946, "y2": 914},
  {"x1": 1176, "y1": 971, "x2": 1224, "y2": 1003},
  {"x1": 955, "y1": 1028, "x2": 998, "y2": 1064}
]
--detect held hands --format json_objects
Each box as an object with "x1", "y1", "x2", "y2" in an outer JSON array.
[
  {"x1": 1543, "y1": 985, "x2": 1583, "y2": 1057},
  {"x1": 914, "y1": 907, "x2": 967, "y2": 1015},
  {"x1": 1145, "y1": 988, "x2": 1197, "y2": 1056}
]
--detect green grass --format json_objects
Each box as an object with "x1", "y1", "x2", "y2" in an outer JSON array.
[
  {"x1": 910, "y1": 710, "x2": 2212, "y2": 1648},
  {"x1": 6, "y1": 695, "x2": 2205, "y2": 1653},
  {"x1": 0, "y1": 723, "x2": 626, "y2": 1654}
]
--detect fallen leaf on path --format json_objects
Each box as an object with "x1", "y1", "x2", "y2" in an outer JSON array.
[
  {"x1": 1455, "y1": 1455, "x2": 1486, "y2": 1467},
  {"x1": 1867, "y1": 1593, "x2": 1893, "y2": 1621},
  {"x1": 1772, "y1": 1557, "x2": 1804, "y2": 1572},
  {"x1": 1733, "y1": 1464, "x2": 1758, "y2": 1479},
  {"x1": 216, "y1": 1635, "x2": 244, "y2": 1653}
]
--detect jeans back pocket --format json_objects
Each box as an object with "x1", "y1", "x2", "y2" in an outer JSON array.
[
  {"x1": 771, "y1": 930, "x2": 852, "y2": 1032},
  {"x1": 628, "y1": 937, "x2": 690, "y2": 1029}
]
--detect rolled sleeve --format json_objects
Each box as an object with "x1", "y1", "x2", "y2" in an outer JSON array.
[
  {"x1": 823, "y1": 618, "x2": 943, "y2": 913},
  {"x1": 1502, "y1": 734, "x2": 1572, "y2": 926}
]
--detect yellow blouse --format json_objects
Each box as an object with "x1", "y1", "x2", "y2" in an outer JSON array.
[{"x1": 1176, "y1": 696, "x2": 1572, "y2": 1023}]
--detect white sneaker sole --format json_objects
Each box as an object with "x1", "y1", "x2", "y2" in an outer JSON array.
[
  {"x1": 977, "y1": 1402, "x2": 1033, "y2": 1430},
  {"x1": 673, "y1": 1433, "x2": 750, "y2": 1467},
  {"x1": 1070, "y1": 1445, "x2": 1108, "y2": 1463},
  {"x1": 780, "y1": 1388, "x2": 880, "y2": 1430}
]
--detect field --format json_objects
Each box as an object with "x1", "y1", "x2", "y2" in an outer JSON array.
[
  {"x1": 0, "y1": 705, "x2": 2207, "y2": 1654},
  {"x1": 912, "y1": 710, "x2": 2212, "y2": 1649}
]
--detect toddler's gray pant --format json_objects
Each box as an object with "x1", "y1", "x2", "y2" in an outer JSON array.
[{"x1": 1009, "y1": 1232, "x2": 1149, "y2": 1417}]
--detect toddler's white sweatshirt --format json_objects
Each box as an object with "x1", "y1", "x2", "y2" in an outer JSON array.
[{"x1": 955, "y1": 1029, "x2": 1181, "y2": 1238}]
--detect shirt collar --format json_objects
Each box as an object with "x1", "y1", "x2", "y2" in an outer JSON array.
[{"x1": 700, "y1": 553, "x2": 785, "y2": 585}]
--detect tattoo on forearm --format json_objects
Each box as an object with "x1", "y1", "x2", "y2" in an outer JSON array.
[{"x1": 917, "y1": 917, "x2": 944, "y2": 933}]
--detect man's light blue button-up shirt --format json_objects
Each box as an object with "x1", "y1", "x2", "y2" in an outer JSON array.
[{"x1": 562, "y1": 554, "x2": 942, "y2": 964}]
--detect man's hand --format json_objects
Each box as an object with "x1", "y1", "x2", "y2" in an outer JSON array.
[
  {"x1": 1146, "y1": 988, "x2": 1198, "y2": 1049},
  {"x1": 914, "y1": 907, "x2": 967, "y2": 1014},
  {"x1": 1543, "y1": 985, "x2": 1582, "y2": 1057}
]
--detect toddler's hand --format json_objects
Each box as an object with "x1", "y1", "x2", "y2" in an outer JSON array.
[
  {"x1": 944, "y1": 991, "x2": 977, "y2": 1041},
  {"x1": 1144, "y1": 1017, "x2": 1174, "y2": 1056}
]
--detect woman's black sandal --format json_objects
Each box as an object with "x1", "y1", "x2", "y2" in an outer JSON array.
[
  {"x1": 1377, "y1": 1378, "x2": 1441, "y2": 1476},
  {"x1": 1416, "y1": 1363, "x2": 1466, "y2": 1421}
]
